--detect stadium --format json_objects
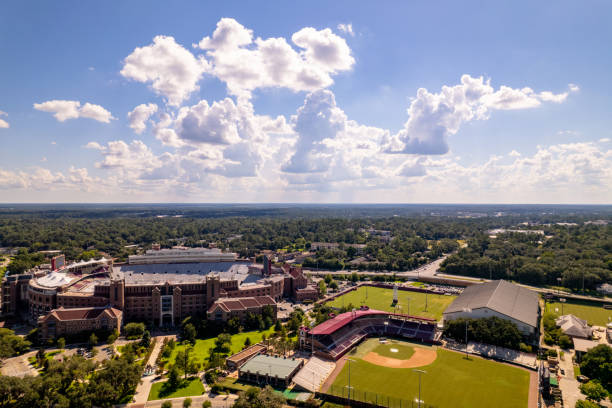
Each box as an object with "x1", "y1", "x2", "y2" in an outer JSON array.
[
  {"x1": 2, "y1": 246, "x2": 318, "y2": 339},
  {"x1": 299, "y1": 307, "x2": 438, "y2": 360}
]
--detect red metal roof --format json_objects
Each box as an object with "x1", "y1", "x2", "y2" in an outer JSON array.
[{"x1": 309, "y1": 309, "x2": 435, "y2": 335}]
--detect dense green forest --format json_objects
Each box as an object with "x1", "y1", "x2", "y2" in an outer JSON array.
[
  {"x1": 440, "y1": 225, "x2": 612, "y2": 291},
  {"x1": 0, "y1": 205, "x2": 610, "y2": 283}
]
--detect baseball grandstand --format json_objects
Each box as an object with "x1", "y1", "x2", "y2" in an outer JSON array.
[{"x1": 300, "y1": 307, "x2": 438, "y2": 360}]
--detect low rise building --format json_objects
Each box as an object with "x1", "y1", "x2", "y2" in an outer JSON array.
[
  {"x1": 555, "y1": 314, "x2": 593, "y2": 339},
  {"x1": 207, "y1": 296, "x2": 276, "y2": 322},
  {"x1": 225, "y1": 344, "x2": 267, "y2": 371},
  {"x1": 38, "y1": 306, "x2": 122, "y2": 340},
  {"x1": 238, "y1": 354, "x2": 303, "y2": 387},
  {"x1": 443, "y1": 280, "x2": 540, "y2": 337}
]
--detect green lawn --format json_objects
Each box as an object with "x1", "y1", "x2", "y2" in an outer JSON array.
[
  {"x1": 545, "y1": 299, "x2": 612, "y2": 326},
  {"x1": 163, "y1": 327, "x2": 276, "y2": 366},
  {"x1": 148, "y1": 377, "x2": 204, "y2": 401},
  {"x1": 327, "y1": 286, "x2": 455, "y2": 321},
  {"x1": 331, "y1": 341, "x2": 530, "y2": 408},
  {"x1": 372, "y1": 342, "x2": 415, "y2": 360}
]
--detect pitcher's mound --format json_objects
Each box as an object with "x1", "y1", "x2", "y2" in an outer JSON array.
[{"x1": 363, "y1": 346, "x2": 437, "y2": 368}]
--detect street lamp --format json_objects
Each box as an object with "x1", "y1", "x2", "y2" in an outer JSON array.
[
  {"x1": 560, "y1": 298, "x2": 566, "y2": 315},
  {"x1": 557, "y1": 277, "x2": 562, "y2": 295},
  {"x1": 462, "y1": 307, "x2": 472, "y2": 359},
  {"x1": 424, "y1": 292, "x2": 428, "y2": 312},
  {"x1": 346, "y1": 358, "x2": 356, "y2": 406},
  {"x1": 413, "y1": 369, "x2": 427, "y2": 408}
]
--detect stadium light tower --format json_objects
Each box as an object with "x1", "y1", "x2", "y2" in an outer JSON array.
[
  {"x1": 346, "y1": 358, "x2": 356, "y2": 406},
  {"x1": 413, "y1": 369, "x2": 427, "y2": 408},
  {"x1": 462, "y1": 307, "x2": 472, "y2": 359}
]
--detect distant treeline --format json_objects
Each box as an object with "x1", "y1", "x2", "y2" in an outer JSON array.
[
  {"x1": 440, "y1": 226, "x2": 612, "y2": 291},
  {"x1": 0, "y1": 206, "x2": 610, "y2": 284}
]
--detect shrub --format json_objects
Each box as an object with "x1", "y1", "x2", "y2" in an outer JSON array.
[
  {"x1": 580, "y1": 380, "x2": 609, "y2": 403},
  {"x1": 575, "y1": 400, "x2": 599, "y2": 408},
  {"x1": 161, "y1": 402, "x2": 172, "y2": 408},
  {"x1": 124, "y1": 322, "x2": 146, "y2": 339},
  {"x1": 546, "y1": 349, "x2": 558, "y2": 358},
  {"x1": 558, "y1": 335, "x2": 573, "y2": 350},
  {"x1": 210, "y1": 383, "x2": 223, "y2": 394}
]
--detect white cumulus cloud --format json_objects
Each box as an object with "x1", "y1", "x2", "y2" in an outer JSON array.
[
  {"x1": 33, "y1": 100, "x2": 114, "y2": 123},
  {"x1": 121, "y1": 35, "x2": 210, "y2": 106},
  {"x1": 195, "y1": 18, "x2": 354, "y2": 97},
  {"x1": 0, "y1": 110, "x2": 8, "y2": 128},
  {"x1": 128, "y1": 103, "x2": 158, "y2": 134},
  {"x1": 385, "y1": 75, "x2": 570, "y2": 155}
]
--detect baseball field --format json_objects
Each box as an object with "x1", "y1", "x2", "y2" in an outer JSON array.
[
  {"x1": 328, "y1": 338, "x2": 531, "y2": 408},
  {"x1": 327, "y1": 286, "x2": 455, "y2": 321}
]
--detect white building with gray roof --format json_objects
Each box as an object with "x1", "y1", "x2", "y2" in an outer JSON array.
[{"x1": 443, "y1": 280, "x2": 540, "y2": 336}]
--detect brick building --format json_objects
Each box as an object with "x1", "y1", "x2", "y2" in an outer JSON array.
[{"x1": 38, "y1": 306, "x2": 122, "y2": 340}]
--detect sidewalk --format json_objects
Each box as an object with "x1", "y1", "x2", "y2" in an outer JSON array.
[
  {"x1": 131, "y1": 393, "x2": 237, "y2": 408},
  {"x1": 132, "y1": 335, "x2": 176, "y2": 405}
]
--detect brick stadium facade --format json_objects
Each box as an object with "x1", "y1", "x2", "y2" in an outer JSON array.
[
  {"x1": 300, "y1": 307, "x2": 439, "y2": 360},
  {"x1": 3, "y1": 247, "x2": 318, "y2": 340}
]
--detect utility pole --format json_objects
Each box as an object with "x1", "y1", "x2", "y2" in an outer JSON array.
[
  {"x1": 424, "y1": 292, "x2": 428, "y2": 312},
  {"x1": 560, "y1": 298, "x2": 566, "y2": 315},
  {"x1": 413, "y1": 369, "x2": 427, "y2": 408},
  {"x1": 462, "y1": 307, "x2": 472, "y2": 359},
  {"x1": 346, "y1": 358, "x2": 356, "y2": 407}
]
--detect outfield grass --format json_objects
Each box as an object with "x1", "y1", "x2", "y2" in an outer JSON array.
[
  {"x1": 332, "y1": 340, "x2": 530, "y2": 408},
  {"x1": 163, "y1": 327, "x2": 276, "y2": 366},
  {"x1": 327, "y1": 286, "x2": 455, "y2": 321},
  {"x1": 372, "y1": 342, "x2": 415, "y2": 360},
  {"x1": 148, "y1": 377, "x2": 204, "y2": 400},
  {"x1": 545, "y1": 299, "x2": 612, "y2": 326}
]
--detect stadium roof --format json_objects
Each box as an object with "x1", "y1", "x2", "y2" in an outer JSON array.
[
  {"x1": 309, "y1": 309, "x2": 434, "y2": 335},
  {"x1": 112, "y1": 261, "x2": 249, "y2": 284},
  {"x1": 444, "y1": 280, "x2": 539, "y2": 328},
  {"x1": 239, "y1": 355, "x2": 302, "y2": 379}
]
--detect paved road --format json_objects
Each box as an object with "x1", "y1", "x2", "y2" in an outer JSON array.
[
  {"x1": 1, "y1": 350, "x2": 38, "y2": 377},
  {"x1": 305, "y1": 255, "x2": 450, "y2": 278}
]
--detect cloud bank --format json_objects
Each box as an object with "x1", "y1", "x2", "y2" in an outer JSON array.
[{"x1": 2, "y1": 18, "x2": 603, "y2": 203}]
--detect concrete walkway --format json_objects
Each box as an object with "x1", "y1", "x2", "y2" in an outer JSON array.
[
  {"x1": 132, "y1": 335, "x2": 176, "y2": 405},
  {"x1": 130, "y1": 393, "x2": 237, "y2": 408}
]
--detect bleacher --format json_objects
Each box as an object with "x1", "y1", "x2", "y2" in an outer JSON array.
[
  {"x1": 293, "y1": 356, "x2": 336, "y2": 392},
  {"x1": 316, "y1": 318, "x2": 436, "y2": 359},
  {"x1": 307, "y1": 309, "x2": 439, "y2": 360},
  {"x1": 467, "y1": 342, "x2": 537, "y2": 368}
]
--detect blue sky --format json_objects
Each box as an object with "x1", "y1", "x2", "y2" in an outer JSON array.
[{"x1": 0, "y1": 1, "x2": 610, "y2": 203}]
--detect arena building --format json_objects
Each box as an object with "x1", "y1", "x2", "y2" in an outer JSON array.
[
  {"x1": 300, "y1": 307, "x2": 438, "y2": 360},
  {"x1": 443, "y1": 279, "x2": 540, "y2": 337},
  {"x1": 3, "y1": 246, "x2": 318, "y2": 339}
]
